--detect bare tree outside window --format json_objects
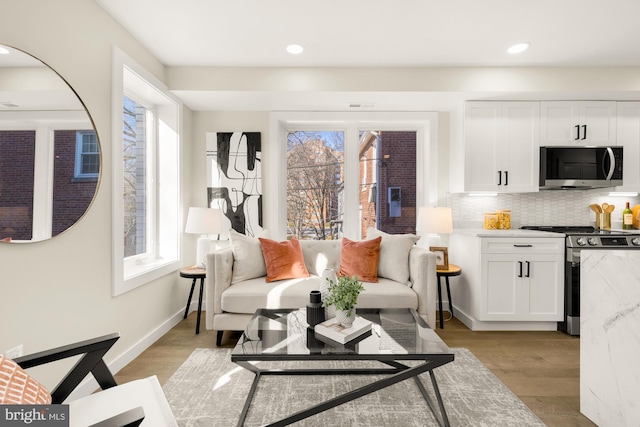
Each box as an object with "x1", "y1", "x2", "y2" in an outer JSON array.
[
  {"x1": 286, "y1": 131, "x2": 344, "y2": 240},
  {"x1": 123, "y1": 96, "x2": 147, "y2": 257}
]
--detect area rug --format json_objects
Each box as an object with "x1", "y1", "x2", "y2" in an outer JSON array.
[{"x1": 162, "y1": 348, "x2": 545, "y2": 426}]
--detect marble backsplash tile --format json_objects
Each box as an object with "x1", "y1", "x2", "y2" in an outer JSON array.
[{"x1": 447, "y1": 191, "x2": 640, "y2": 229}]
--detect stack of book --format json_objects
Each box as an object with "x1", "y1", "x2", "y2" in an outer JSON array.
[{"x1": 314, "y1": 316, "x2": 372, "y2": 344}]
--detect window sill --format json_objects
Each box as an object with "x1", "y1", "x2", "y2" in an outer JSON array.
[{"x1": 113, "y1": 257, "x2": 181, "y2": 296}]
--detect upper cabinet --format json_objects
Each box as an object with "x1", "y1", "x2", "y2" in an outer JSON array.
[
  {"x1": 616, "y1": 102, "x2": 640, "y2": 190},
  {"x1": 462, "y1": 102, "x2": 540, "y2": 193},
  {"x1": 540, "y1": 101, "x2": 617, "y2": 146}
]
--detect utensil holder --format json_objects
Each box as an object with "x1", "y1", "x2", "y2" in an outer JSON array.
[{"x1": 596, "y1": 213, "x2": 611, "y2": 230}]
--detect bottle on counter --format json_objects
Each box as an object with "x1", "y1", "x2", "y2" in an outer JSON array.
[{"x1": 623, "y1": 202, "x2": 633, "y2": 230}]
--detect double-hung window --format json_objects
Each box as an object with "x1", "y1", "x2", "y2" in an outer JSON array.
[
  {"x1": 112, "y1": 47, "x2": 181, "y2": 296},
  {"x1": 74, "y1": 130, "x2": 99, "y2": 179}
]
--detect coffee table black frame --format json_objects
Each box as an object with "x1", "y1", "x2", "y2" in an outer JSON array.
[{"x1": 231, "y1": 308, "x2": 454, "y2": 427}]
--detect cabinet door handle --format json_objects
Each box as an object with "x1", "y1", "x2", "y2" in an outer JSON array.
[
  {"x1": 525, "y1": 261, "x2": 530, "y2": 278},
  {"x1": 575, "y1": 124, "x2": 580, "y2": 140},
  {"x1": 582, "y1": 124, "x2": 587, "y2": 140},
  {"x1": 505, "y1": 171, "x2": 508, "y2": 186},
  {"x1": 518, "y1": 261, "x2": 523, "y2": 278},
  {"x1": 513, "y1": 244, "x2": 533, "y2": 247},
  {"x1": 498, "y1": 170, "x2": 502, "y2": 185}
]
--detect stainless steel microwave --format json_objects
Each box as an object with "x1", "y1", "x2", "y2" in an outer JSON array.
[{"x1": 539, "y1": 146, "x2": 623, "y2": 189}]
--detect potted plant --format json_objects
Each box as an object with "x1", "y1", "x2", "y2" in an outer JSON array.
[{"x1": 323, "y1": 275, "x2": 365, "y2": 327}]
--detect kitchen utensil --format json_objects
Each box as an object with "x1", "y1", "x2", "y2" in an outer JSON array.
[
  {"x1": 590, "y1": 204, "x2": 602, "y2": 213},
  {"x1": 605, "y1": 204, "x2": 615, "y2": 213},
  {"x1": 602, "y1": 203, "x2": 609, "y2": 212}
]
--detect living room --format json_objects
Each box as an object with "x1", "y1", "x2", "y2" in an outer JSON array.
[{"x1": 2, "y1": 1, "x2": 640, "y2": 425}]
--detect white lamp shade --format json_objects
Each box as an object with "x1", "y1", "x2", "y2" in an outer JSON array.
[
  {"x1": 185, "y1": 207, "x2": 222, "y2": 235},
  {"x1": 416, "y1": 207, "x2": 453, "y2": 234}
]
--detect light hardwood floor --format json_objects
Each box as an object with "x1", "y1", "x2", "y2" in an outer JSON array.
[{"x1": 115, "y1": 312, "x2": 596, "y2": 427}]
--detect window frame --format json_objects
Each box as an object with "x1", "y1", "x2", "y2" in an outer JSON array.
[
  {"x1": 74, "y1": 130, "x2": 100, "y2": 179},
  {"x1": 269, "y1": 112, "x2": 439, "y2": 241},
  {"x1": 111, "y1": 46, "x2": 182, "y2": 296}
]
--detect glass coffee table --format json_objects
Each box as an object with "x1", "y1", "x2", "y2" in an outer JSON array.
[{"x1": 231, "y1": 308, "x2": 454, "y2": 427}]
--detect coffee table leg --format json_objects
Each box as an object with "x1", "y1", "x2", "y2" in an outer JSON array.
[
  {"x1": 236, "y1": 371, "x2": 262, "y2": 427},
  {"x1": 413, "y1": 370, "x2": 451, "y2": 427},
  {"x1": 234, "y1": 359, "x2": 450, "y2": 427}
]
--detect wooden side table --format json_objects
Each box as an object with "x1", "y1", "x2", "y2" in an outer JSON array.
[
  {"x1": 436, "y1": 264, "x2": 462, "y2": 329},
  {"x1": 180, "y1": 266, "x2": 206, "y2": 334}
]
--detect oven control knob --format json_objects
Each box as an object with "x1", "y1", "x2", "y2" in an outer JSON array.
[
  {"x1": 588, "y1": 237, "x2": 599, "y2": 246},
  {"x1": 631, "y1": 237, "x2": 640, "y2": 246},
  {"x1": 576, "y1": 237, "x2": 587, "y2": 246}
]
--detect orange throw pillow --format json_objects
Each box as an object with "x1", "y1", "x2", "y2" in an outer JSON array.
[
  {"x1": 0, "y1": 355, "x2": 52, "y2": 404},
  {"x1": 339, "y1": 236, "x2": 382, "y2": 282},
  {"x1": 259, "y1": 237, "x2": 310, "y2": 282}
]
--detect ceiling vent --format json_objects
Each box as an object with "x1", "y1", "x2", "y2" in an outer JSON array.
[{"x1": 349, "y1": 102, "x2": 376, "y2": 108}]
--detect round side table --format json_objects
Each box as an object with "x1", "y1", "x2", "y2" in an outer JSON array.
[
  {"x1": 436, "y1": 264, "x2": 462, "y2": 329},
  {"x1": 180, "y1": 266, "x2": 206, "y2": 334}
]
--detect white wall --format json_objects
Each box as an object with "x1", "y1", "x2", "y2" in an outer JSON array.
[{"x1": 0, "y1": 0, "x2": 190, "y2": 389}]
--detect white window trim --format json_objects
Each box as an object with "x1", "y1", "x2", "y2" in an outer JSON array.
[
  {"x1": 111, "y1": 46, "x2": 182, "y2": 296},
  {"x1": 268, "y1": 112, "x2": 439, "y2": 240},
  {"x1": 74, "y1": 130, "x2": 99, "y2": 179}
]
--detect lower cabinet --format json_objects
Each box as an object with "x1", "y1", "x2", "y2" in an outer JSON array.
[
  {"x1": 449, "y1": 233, "x2": 564, "y2": 330},
  {"x1": 480, "y1": 253, "x2": 563, "y2": 321}
]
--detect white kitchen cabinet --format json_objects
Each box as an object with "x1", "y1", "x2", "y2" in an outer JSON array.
[
  {"x1": 449, "y1": 231, "x2": 564, "y2": 330},
  {"x1": 463, "y1": 102, "x2": 539, "y2": 193},
  {"x1": 540, "y1": 101, "x2": 617, "y2": 146},
  {"x1": 615, "y1": 102, "x2": 640, "y2": 190},
  {"x1": 481, "y1": 253, "x2": 563, "y2": 321}
]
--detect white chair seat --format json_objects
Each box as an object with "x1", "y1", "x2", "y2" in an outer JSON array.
[{"x1": 68, "y1": 376, "x2": 176, "y2": 427}]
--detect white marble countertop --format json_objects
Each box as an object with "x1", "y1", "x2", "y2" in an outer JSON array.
[
  {"x1": 581, "y1": 250, "x2": 640, "y2": 426},
  {"x1": 452, "y1": 229, "x2": 565, "y2": 238}
]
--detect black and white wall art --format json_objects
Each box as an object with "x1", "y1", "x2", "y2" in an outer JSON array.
[{"x1": 206, "y1": 132, "x2": 263, "y2": 237}]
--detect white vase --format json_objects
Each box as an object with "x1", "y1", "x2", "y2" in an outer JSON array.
[
  {"x1": 320, "y1": 268, "x2": 337, "y2": 319},
  {"x1": 335, "y1": 309, "x2": 356, "y2": 328}
]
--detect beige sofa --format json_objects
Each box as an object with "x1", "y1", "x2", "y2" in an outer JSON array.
[{"x1": 205, "y1": 230, "x2": 437, "y2": 345}]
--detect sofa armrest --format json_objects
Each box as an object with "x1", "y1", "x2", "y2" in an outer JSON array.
[
  {"x1": 205, "y1": 247, "x2": 234, "y2": 329},
  {"x1": 408, "y1": 246, "x2": 437, "y2": 329}
]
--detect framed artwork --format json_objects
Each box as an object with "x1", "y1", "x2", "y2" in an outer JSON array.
[
  {"x1": 206, "y1": 132, "x2": 263, "y2": 238},
  {"x1": 430, "y1": 246, "x2": 449, "y2": 271}
]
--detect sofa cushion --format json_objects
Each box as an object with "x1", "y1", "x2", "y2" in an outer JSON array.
[
  {"x1": 221, "y1": 276, "x2": 321, "y2": 313},
  {"x1": 339, "y1": 236, "x2": 382, "y2": 282},
  {"x1": 259, "y1": 237, "x2": 310, "y2": 282},
  {"x1": 366, "y1": 228, "x2": 419, "y2": 286},
  {"x1": 220, "y1": 277, "x2": 417, "y2": 314},
  {"x1": 299, "y1": 239, "x2": 341, "y2": 276},
  {"x1": 357, "y1": 279, "x2": 419, "y2": 309},
  {"x1": 0, "y1": 355, "x2": 52, "y2": 404},
  {"x1": 229, "y1": 229, "x2": 267, "y2": 284}
]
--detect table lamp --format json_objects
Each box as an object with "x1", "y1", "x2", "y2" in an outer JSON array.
[
  {"x1": 416, "y1": 206, "x2": 453, "y2": 247},
  {"x1": 185, "y1": 207, "x2": 222, "y2": 268}
]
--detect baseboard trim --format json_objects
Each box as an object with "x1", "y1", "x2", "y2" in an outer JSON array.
[
  {"x1": 66, "y1": 307, "x2": 186, "y2": 402},
  {"x1": 452, "y1": 304, "x2": 560, "y2": 331}
]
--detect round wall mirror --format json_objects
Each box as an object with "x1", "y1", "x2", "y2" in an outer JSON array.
[{"x1": 0, "y1": 45, "x2": 100, "y2": 243}]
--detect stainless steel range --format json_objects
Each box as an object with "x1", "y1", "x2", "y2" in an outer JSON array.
[{"x1": 522, "y1": 226, "x2": 640, "y2": 335}]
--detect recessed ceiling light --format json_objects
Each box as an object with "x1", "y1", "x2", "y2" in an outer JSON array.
[
  {"x1": 0, "y1": 47, "x2": 9, "y2": 55},
  {"x1": 507, "y1": 42, "x2": 531, "y2": 54},
  {"x1": 286, "y1": 44, "x2": 304, "y2": 55}
]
